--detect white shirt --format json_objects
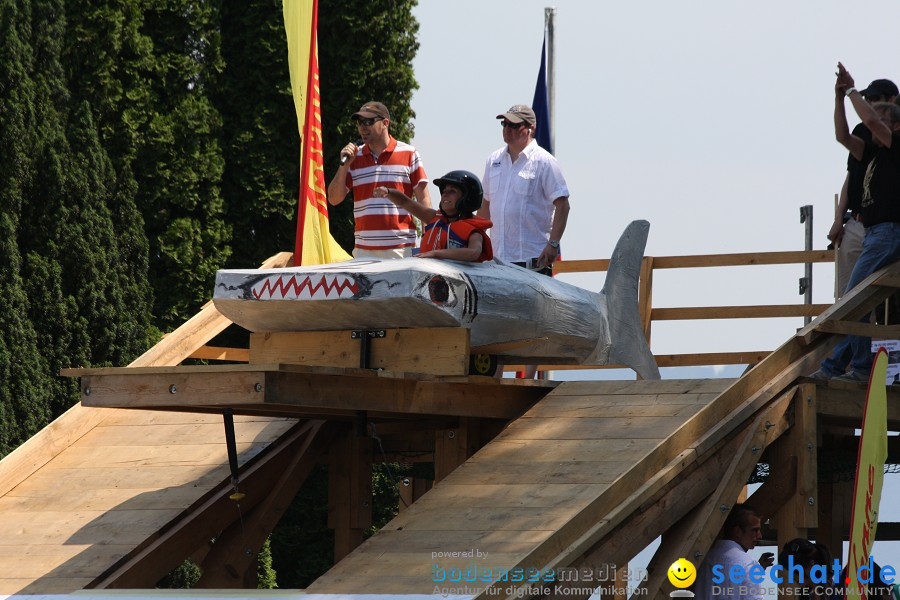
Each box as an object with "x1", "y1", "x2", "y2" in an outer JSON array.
[
  {"x1": 482, "y1": 139, "x2": 569, "y2": 262},
  {"x1": 695, "y1": 540, "x2": 765, "y2": 600}
]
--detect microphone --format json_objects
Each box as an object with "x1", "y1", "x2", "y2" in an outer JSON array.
[{"x1": 340, "y1": 139, "x2": 364, "y2": 166}]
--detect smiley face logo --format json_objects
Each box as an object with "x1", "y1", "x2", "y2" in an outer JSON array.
[{"x1": 668, "y1": 558, "x2": 696, "y2": 588}]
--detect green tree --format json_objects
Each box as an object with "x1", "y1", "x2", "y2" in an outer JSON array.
[{"x1": 133, "y1": 1, "x2": 230, "y2": 330}]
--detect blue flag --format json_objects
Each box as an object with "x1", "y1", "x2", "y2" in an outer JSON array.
[{"x1": 531, "y1": 37, "x2": 553, "y2": 155}]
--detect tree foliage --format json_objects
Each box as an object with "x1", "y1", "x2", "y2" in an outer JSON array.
[{"x1": 0, "y1": 0, "x2": 422, "y2": 585}]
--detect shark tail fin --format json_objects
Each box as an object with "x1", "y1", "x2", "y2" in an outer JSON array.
[{"x1": 602, "y1": 220, "x2": 660, "y2": 380}]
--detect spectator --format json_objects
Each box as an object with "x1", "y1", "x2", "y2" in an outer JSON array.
[
  {"x1": 327, "y1": 101, "x2": 431, "y2": 258},
  {"x1": 695, "y1": 504, "x2": 773, "y2": 600},
  {"x1": 479, "y1": 104, "x2": 569, "y2": 276},
  {"x1": 829, "y1": 78, "x2": 898, "y2": 298},
  {"x1": 811, "y1": 63, "x2": 900, "y2": 382}
]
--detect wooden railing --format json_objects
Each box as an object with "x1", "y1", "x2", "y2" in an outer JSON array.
[{"x1": 542, "y1": 249, "x2": 836, "y2": 370}]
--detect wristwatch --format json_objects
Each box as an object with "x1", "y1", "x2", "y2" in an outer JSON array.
[
  {"x1": 548, "y1": 240, "x2": 560, "y2": 249},
  {"x1": 845, "y1": 87, "x2": 857, "y2": 97}
]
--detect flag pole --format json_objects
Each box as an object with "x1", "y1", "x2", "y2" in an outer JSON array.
[{"x1": 545, "y1": 7, "x2": 556, "y2": 153}]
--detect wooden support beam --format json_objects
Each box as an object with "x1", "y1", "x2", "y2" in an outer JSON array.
[
  {"x1": 554, "y1": 250, "x2": 834, "y2": 274},
  {"x1": 73, "y1": 364, "x2": 553, "y2": 420},
  {"x1": 434, "y1": 419, "x2": 476, "y2": 483},
  {"x1": 770, "y1": 384, "x2": 817, "y2": 546},
  {"x1": 814, "y1": 320, "x2": 900, "y2": 339},
  {"x1": 328, "y1": 426, "x2": 373, "y2": 562},
  {"x1": 642, "y1": 389, "x2": 794, "y2": 600},
  {"x1": 639, "y1": 257, "x2": 654, "y2": 343},
  {"x1": 652, "y1": 304, "x2": 830, "y2": 321},
  {"x1": 90, "y1": 419, "x2": 319, "y2": 588},
  {"x1": 746, "y1": 457, "x2": 797, "y2": 516},
  {"x1": 195, "y1": 420, "x2": 337, "y2": 588},
  {"x1": 188, "y1": 346, "x2": 250, "y2": 362},
  {"x1": 796, "y1": 262, "x2": 900, "y2": 345},
  {"x1": 250, "y1": 328, "x2": 470, "y2": 376}
]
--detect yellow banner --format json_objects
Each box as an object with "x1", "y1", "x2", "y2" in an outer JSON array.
[
  {"x1": 846, "y1": 348, "x2": 888, "y2": 600},
  {"x1": 284, "y1": 0, "x2": 351, "y2": 265}
]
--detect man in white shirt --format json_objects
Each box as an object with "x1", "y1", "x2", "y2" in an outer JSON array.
[
  {"x1": 478, "y1": 104, "x2": 570, "y2": 275},
  {"x1": 694, "y1": 504, "x2": 774, "y2": 600}
]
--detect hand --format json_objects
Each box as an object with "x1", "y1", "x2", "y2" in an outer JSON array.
[
  {"x1": 373, "y1": 186, "x2": 388, "y2": 198},
  {"x1": 416, "y1": 250, "x2": 437, "y2": 259},
  {"x1": 827, "y1": 219, "x2": 845, "y2": 245},
  {"x1": 537, "y1": 244, "x2": 558, "y2": 268},
  {"x1": 836, "y1": 62, "x2": 855, "y2": 92},
  {"x1": 339, "y1": 142, "x2": 358, "y2": 165},
  {"x1": 759, "y1": 553, "x2": 775, "y2": 569}
]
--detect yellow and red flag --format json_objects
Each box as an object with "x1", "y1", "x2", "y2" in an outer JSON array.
[
  {"x1": 846, "y1": 348, "x2": 889, "y2": 600},
  {"x1": 284, "y1": 0, "x2": 351, "y2": 265}
]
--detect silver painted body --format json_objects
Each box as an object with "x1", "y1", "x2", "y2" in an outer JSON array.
[{"x1": 214, "y1": 221, "x2": 659, "y2": 379}]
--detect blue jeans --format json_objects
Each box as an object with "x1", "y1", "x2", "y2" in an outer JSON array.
[{"x1": 821, "y1": 222, "x2": 900, "y2": 376}]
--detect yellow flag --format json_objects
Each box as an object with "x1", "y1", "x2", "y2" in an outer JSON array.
[
  {"x1": 846, "y1": 348, "x2": 888, "y2": 600},
  {"x1": 284, "y1": 0, "x2": 351, "y2": 265}
]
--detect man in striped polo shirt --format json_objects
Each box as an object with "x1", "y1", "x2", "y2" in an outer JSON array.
[{"x1": 327, "y1": 101, "x2": 431, "y2": 258}]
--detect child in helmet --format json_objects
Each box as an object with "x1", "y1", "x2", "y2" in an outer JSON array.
[{"x1": 373, "y1": 170, "x2": 494, "y2": 262}]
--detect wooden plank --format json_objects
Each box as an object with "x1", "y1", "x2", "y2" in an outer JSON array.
[
  {"x1": 639, "y1": 257, "x2": 654, "y2": 342},
  {"x1": 381, "y1": 505, "x2": 578, "y2": 533},
  {"x1": 196, "y1": 420, "x2": 336, "y2": 588},
  {"x1": 434, "y1": 421, "x2": 471, "y2": 483},
  {"x1": 814, "y1": 319, "x2": 900, "y2": 339},
  {"x1": 407, "y1": 483, "x2": 606, "y2": 510},
  {"x1": 438, "y1": 460, "x2": 627, "y2": 486},
  {"x1": 796, "y1": 261, "x2": 900, "y2": 344},
  {"x1": 523, "y1": 398, "x2": 712, "y2": 418},
  {"x1": 187, "y1": 346, "x2": 250, "y2": 362},
  {"x1": 554, "y1": 250, "x2": 834, "y2": 274},
  {"x1": 250, "y1": 328, "x2": 470, "y2": 376},
  {"x1": 546, "y1": 379, "x2": 732, "y2": 396},
  {"x1": 505, "y1": 351, "x2": 771, "y2": 370},
  {"x1": 468, "y1": 438, "x2": 661, "y2": 463},
  {"x1": 90, "y1": 420, "x2": 315, "y2": 589},
  {"x1": 644, "y1": 391, "x2": 793, "y2": 599},
  {"x1": 78, "y1": 366, "x2": 551, "y2": 420},
  {"x1": 0, "y1": 577, "x2": 95, "y2": 595},
  {"x1": 652, "y1": 303, "x2": 829, "y2": 320},
  {"x1": 500, "y1": 416, "x2": 694, "y2": 440}
]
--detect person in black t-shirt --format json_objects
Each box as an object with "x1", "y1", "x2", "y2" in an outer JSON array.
[
  {"x1": 828, "y1": 79, "x2": 898, "y2": 298},
  {"x1": 810, "y1": 63, "x2": 900, "y2": 383}
]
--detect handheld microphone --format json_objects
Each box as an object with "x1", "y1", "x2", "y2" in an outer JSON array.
[{"x1": 340, "y1": 139, "x2": 364, "y2": 166}]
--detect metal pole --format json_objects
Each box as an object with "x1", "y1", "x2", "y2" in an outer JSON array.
[
  {"x1": 545, "y1": 7, "x2": 556, "y2": 154},
  {"x1": 800, "y1": 205, "x2": 813, "y2": 325}
]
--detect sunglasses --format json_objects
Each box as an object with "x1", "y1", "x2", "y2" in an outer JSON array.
[
  {"x1": 355, "y1": 117, "x2": 383, "y2": 126},
  {"x1": 501, "y1": 121, "x2": 525, "y2": 129}
]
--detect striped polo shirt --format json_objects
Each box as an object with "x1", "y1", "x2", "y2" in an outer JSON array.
[{"x1": 345, "y1": 137, "x2": 428, "y2": 250}]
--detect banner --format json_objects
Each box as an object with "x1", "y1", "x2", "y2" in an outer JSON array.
[
  {"x1": 846, "y1": 348, "x2": 889, "y2": 600},
  {"x1": 531, "y1": 36, "x2": 553, "y2": 155},
  {"x1": 284, "y1": 0, "x2": 351, "y2": 265}
]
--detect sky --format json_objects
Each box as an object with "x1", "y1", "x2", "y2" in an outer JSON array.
[
  {"x1": 407, "y1": 0, "x2": 900, "y2": 361},
  {"x1": 405, "y1": 0, "x2": 900, "y2": 593}
]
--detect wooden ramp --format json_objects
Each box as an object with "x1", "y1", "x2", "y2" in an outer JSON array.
[
  {"x1": 306, "y1": 378, "x2": 731, "y2": 595},
  {"x1": 307, "y1": 261, "x2": 900, "y2": 599},
  {"x1": 0, "y1": 252, "x2": 298, "y2": 595}
]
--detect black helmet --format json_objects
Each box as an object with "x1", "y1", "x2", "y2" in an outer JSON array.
[{"x1": 433, "y1": 170, "x2": 483, "y2": 217}]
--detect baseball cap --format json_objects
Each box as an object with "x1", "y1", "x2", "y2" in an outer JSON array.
[
  {"x1": 496, "y1": 104, "x2": 536, "y2": 126},
  {"x1": 859, "y1": 79, "x2": 899, "y2": 99},
  {"x1": 352, "y1": 101, "x2": 390, "y2": 120}
]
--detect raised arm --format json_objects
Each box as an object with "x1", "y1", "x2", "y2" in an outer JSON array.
[
  {"x1": 839, "y1": 63, "x2": 893, "y2": 149},
  {"x1": 834, "y1": 65, "x2": 865, "y2": 160},
  {"x1": 327, "y1": 142, "x2": 358, "y2": 205},
  {"x1": 374, "y1": 187, "x2": 437, "y2": 222}
]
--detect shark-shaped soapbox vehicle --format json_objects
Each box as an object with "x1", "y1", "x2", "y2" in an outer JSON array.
[{"x1": 213, "y1": 220, "x2": 659, "y2": 379}]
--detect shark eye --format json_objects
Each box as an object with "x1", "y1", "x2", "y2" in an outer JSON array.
[{"x1": 428, "y1": 276, "x2": 450, "y2": 304}]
